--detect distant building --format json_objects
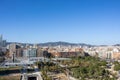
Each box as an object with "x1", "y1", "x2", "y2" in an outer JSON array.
[
  {"x1": 29, "y1": 48, "x2": 37, "y2": 57},
  {"x1": 0, "y1": 35, "x2": 6, "y2": 47},
  {"x1": 112, "y1": 52, "x2": 120, "y2": 60},
  {"x1": 51, "y1": 51, "x2": 86, "y2": 58},
  {"x1": 23, "y1": 49, "x2": 29, "y2": 58},
  {"x1": 2, "y1": 40, "x2": 6, "y2": 47},
  {"x1": 16, "y1": 48, "x2": 23, "y2": 57},
  {"x1": 0, "y1": 35, "x2": 3, "y2": 47},
  {"x1": 8, "y1": 44, "x2": 21, "y2": 57},
  {"x1": 0, "y1": 35, "x2": 2, "y2": 46},
  {"x1": 9, "y1": 44, "x2": 17, "y2": 57},
  {"x1": 33, "y1": 44, "x2": 38, "y2": 49},
  {"x1": 36, "y1": 47, "x2": 44, "y2": 57},
  {"x1": 23, "y1": 48, "x2": 37, "y2": 58}
]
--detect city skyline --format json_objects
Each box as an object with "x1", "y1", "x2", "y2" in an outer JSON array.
[{"x1": 0, "y1": 0, "x2": 120, "y2": 45}]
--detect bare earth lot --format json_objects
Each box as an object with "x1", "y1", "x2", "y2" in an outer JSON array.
[{"x1": 0, "y1": 74, "x2": 20, "y2": 80}]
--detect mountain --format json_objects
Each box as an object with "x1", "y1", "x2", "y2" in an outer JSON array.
[
  {"x1": 39, "y1": 41, "x2": 91, "y2": 47},
  {"x1": 7, "y1": 41, "x2": 93, "y2": 47},
  {"x1": 114, "y1": 44, "x2": 120, "y2": 46}
]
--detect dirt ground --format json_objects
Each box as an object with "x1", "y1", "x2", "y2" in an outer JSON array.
[{"x1": 0, "y1": 74, "x2": 21, "y2": 80}]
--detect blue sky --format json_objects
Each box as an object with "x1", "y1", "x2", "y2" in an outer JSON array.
[{"x1": 0, "y1": 0, "x2": 120, "y2": 45}]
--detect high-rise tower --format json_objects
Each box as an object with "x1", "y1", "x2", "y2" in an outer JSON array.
[
  {"x1": 0, "y1": 34, "x2": 2, "y2": 42},
  {"x1": 0, "y1": 34, "x2": 2, "y2": 46}
]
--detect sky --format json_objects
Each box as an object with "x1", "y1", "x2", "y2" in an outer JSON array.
[{"x1": 0, "y1": 0, "x2": 120, "y2": 45}]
